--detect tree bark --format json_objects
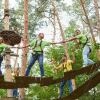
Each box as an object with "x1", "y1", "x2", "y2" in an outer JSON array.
[
  {"x1": 93, "y1": 0, "x2": 100, "y2": 38},
  {"x1": 19, "y1": 0, "x2": 28, "y2": 99},
  {"x1": 80, "y1": 0, "x2": 96, "y2": 44},
  {"x1": 52, "y1": 7, "x2": 56, "y2": 42},
  {"x1": 4, "y1": 0, "x2": 13, "y2": 97},
  {"x1": 93, "y1": 0, "x2": 100, "y2": 60},
  {"x1": 51, "y1": 0, "x2": 70, "y2": 59}
]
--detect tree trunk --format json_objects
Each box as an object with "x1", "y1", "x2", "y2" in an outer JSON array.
[
  {"x1": 51, "y1": 0, "x2": 76, "y2": 90},
  {"x1": 93, "y1": 0, "x2": 100, "y2": 38},
  {"x1": 93, "y1": 0, "x2": 100, "y2": 60},
  {"x1": 80, "y1": 0, "x2": 96, "y2": 44},
  {"x1": 4, "y1": 0, "x2": 13, "y2": 97},
  {"x1": 51, "y1": 0, "x2": 69, "y2": 59},
  {"x1": 52, "y1": 7, "x2": 56, "y2": 42},
  {"x1": 19, "y1": 0, "x2": 28, "y2": 99}
]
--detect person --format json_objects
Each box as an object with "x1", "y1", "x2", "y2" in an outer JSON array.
[
  {"x1": 25, "y1": 33, "x2": 52, "y2": 77},
  {"x1": 0, "y1": 37, "x2": 9, "y2": 75},
  {"x1": 54, "y1": 53, "x2": 76, "y2": 98},
  {"x1": 12, "y1": 32, "x2": 67, "y2": 77},
  {"x1": 64, "y1": 30, "x2": 94, "y2": 67}
]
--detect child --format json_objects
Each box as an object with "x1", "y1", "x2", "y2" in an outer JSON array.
[{"x1": 55, "y1": 54, "x2": 76, "y2": 98}]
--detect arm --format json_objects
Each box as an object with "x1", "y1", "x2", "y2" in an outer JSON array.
[
  {"x1": 11, "y1": 44, "x2": 30, "y2": 49},
  {"x1": 50, "y1": 37, "x2": 77, "y2": 44},
  {"x1": 54, "y1": 63, "x2": 63, "y2": 71}
]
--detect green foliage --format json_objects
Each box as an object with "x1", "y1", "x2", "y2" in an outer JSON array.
[
  {"x1": 46, "y1": 45, "x2": 65, "y2": 64},
  {"x1": 94, "y1": 43, "x2": 100, "y2": 49},
  {"x1": 0, "y1": 90, "x2": 6, "y2": 98}
]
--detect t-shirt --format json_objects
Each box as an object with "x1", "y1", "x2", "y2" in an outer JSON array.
[
  {"x1": 0, "y1": 44, "x2": 8, "y2": 55},
  {"x1": 30, "y1": 38, "x2": 50, "y2": 53},
  {"x1": 76, "y1": 34, "x2": 90, "y2": 46}
]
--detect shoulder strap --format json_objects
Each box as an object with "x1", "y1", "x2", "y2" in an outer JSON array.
[
  {"x1": 40, "y1": 40, "x2": 43, "y2": 51},
  {"x1": 33, "y1": 40, "x2": 37, "y2": 49}
]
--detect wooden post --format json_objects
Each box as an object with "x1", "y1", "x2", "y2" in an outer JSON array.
[{"x1": 3, "y1": 0, "x2": 13, "y2": 97}]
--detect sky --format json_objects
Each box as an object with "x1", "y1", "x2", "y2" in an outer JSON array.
[{"x1": 2, "y1": 0, "x2": 72, "y2": 8}]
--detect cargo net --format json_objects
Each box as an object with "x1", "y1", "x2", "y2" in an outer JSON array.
[{"x1": 0, "y1": 30, "x2": 21, "y2": 46}]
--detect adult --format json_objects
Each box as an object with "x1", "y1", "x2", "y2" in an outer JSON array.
[
  {"x1": 64, "y1": 30, "x2": 94, "y2": 67},
  {"x1": 25, "y1": 33, "x2": 52, "y2": 77}
]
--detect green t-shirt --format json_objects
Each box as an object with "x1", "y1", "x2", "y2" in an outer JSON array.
[
  {"x1": 30, "y1": 39, "x2": 50, "y2": 53},
  {"x1": 0, "y1": 44, "x2": 8, "y2": 54},
  {"x1": 76, "y1": 33, "x2": 90, "y2": 45}
]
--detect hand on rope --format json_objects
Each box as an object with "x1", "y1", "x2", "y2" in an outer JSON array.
[{"x1": 50, "y1": 37, "x2": 77, "y2": 45}]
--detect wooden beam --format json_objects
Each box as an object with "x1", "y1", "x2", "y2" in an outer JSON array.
[
  {"x1": 0, "y1": 82, "x2": 29, "y2": 89},
  {"x1": 40, "y1": 62, "x2": 100, "y2": 86},
  {"x1": 40, "y1": 77, "x2": 53, "y2": 86},
  {"x1": 56, "y1": 72, "x2": 100, "y2": 100},
  {"x1": 15, "y1": 76, "x2": 41, "y2": 84},
  {"x1": 64, "y1": 61, "x2": 100, "y2": 79}
]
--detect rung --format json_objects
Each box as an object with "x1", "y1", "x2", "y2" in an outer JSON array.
[
  {"x1": 40, "y1": 77, "x2": 53, "y2": 86},
  {"x1": 15, "y1": 76, "x2": 41, "y2": 84}
]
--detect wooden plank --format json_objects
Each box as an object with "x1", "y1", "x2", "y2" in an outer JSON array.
[
  {"x1": 40, "y1": 62, "x2": 100, "y2": 86},
  {"x1": 40, "y1": 77, "x2": 53, "y2": 86},
  {"x1": 56, "y1": 72, "x2": 100, "y2": 100},
  {"x1": 0, "y1": 81, "x2": 29, "y2": 89},
  {"x1": 64, "y1": 61, "x2": 100, "y2": 80},
  {"x1": 15, "y1": 76, "x2": 41, "y2": 84}
]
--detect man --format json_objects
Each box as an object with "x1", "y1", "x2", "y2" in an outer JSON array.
[
  {"x1": 0, "y1": 37, "x2": 8, "y2": 75},
  {"x1": 64, "y1": 30, "x2": 94, "y2": 67},
  {"x1": 25, "y1": 33, "x2": 51, "y2": 77}
]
